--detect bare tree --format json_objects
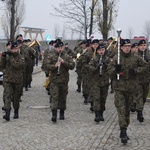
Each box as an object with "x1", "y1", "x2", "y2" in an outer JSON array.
[
  {"x1": 1, "y1": 0, "x2": 25, "y2": 41},
  {"x1": 143, "y1": 20, "x2": 150, "y2": 41},
  {"x1": 96, "y1": 0, "x2": 119, "y2": 40},
  {"x1": 54, "y1": 24, "x2": 60, "y2": 39},
  {"x1": 62, "y1": 25, "x2": 67, "y2": 40},
  {"x1": 127, "y1": 27, "x2": 134, "y2": 39},
  {"x1": 50, "y1": 0, "x2": 95, "y2": 39}
]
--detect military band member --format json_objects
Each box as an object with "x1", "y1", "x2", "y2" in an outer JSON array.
[
  {"x1": 45, "y1": 41, "x2": 75, "y2": 123},
  {"x1": 0, "y1": 42, "x2": 25, "y2": 121},
  {"x1": 89, "y1": 44, "x2": 110, "y2": 122},
  {"x1": 107, "y1": 39, "x2": 148, "y2": 144}
]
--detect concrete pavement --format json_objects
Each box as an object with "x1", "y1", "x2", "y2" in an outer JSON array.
[{"x1": 0, "y1": 68, "x2": 150, "y2": 150}]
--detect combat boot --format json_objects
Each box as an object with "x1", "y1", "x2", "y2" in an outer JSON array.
[
  {"x1": 51, "y1": 109, "x2": 57, "y2": 123},
  {"x1": 120, "y1": 128, "x2": 128, "y2": 144},
  {"x1": 94, "y1": 111, "x2": 100, "y2": 123},
  {"x1": 3, "y1": 109, "x2": 11, "y2": 121},
  {"x1": 60, "y1": 110, "x2": 65, "y2": 120},
  {"x1": 13, "y1": 108, "x2": 19, "y2": 119},
  {"x1": 83, "y1": 95, "x2": 88, "y2": 105},
  {"x1": 76, "y1": 85, "x2": 81, "y2": 93},
  {"x1": 90, "y1": 102, "x2": 94, "y2": 112},
  {"x1": 137, "y1": 111, "x2": 144, "y2": 122},
  {"x1": 99, "y1": 110, "x2": 104, "y2": 121}
]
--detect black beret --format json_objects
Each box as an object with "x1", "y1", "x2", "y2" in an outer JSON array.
[
  {"x1": 6, "y1": 41, "x2": 12, "y2": 46},
  {"x1": 86, "y1": 42, "x2": 91, "y2": 47},
  {"x1": 108, "y1": 37, "x2": 113, "y2": 41},
  {"x1": 16, "y1": 34, "x2": 23, "y2": 39},
  {"x1": 23, "y1": 39, "x2": 28, "y2": 43},
  {"x1": 27, "y1": 39, "x2": 31, "y2": 42},
  {"x1": 49, "y1": 40, "x2": 54, "y2": 45},
  {"x1": 54, "y1": 39, "x2": 61, "y2": 43},
  {"x1": 80, "y1": 40, "x2": 87, "y2": 45},
  {"x1": 55, "y1": 41, "x2": 64, "y2": 48},
  {"x1": 16, "y1": 40, "x2": 23, "y2": 44},
  {"x1": 138, "y1": 39, "x2": 146, "y2": 46},
  {"x1": 96, "y1": 44, "x2": 105, "y2": 50},
  {"x1": 131, "y1": 43, "x2": 138, "y2": 48},
  {"x1": 91, "y1": 39, "x2": 99, "y2": 44},
  {"x1": 120, "y1": 39, "x2": 131, "y2": 46},
  {"x1": 11, "y1": 42, "x2": 18, "y2": 49}
]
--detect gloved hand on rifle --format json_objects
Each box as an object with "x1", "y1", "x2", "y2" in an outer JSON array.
[
  {"x1": 129, "y1": 68, "x2": 136, "y2": 76},
  {"x1": 115, "y1": 64, "x2": 121, "y2": 74}
]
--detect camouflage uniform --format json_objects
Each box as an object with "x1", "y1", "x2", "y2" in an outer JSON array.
[
  {"x1": 45, "y1": 49, "x2": 75, "y2": 121},
  {"x1": 107, "y1": 50, "x2": 148, "y2": 134},
  {"x1": 0, "y1": 51, "x2": 25, "y2": 121}
]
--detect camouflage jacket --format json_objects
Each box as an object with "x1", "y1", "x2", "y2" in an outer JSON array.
[
  {"x1": 107, "y1": 50, "x2": 149, "y2": 92},
  {"x1": 45, "y1": 50, "x2": 75, "y2": 84},
  {"x1": 88, "y1": 53, "x2": 110, "y2": 87},
  {"x1": 0, "y1": 52, "x2": 25, "y2": 83}
]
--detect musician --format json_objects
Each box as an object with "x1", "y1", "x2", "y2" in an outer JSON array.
[
  {"x1": 107, "y1": 39, "x2": 148, "y2": 144},
  {"x1": 136, "y1": 39, "x2": 150, "y2": 122},
  {"x1": 88, "y1": 44, "x2": 110, "y2": 123},
  {"x1": 45, "y1": 41, "x2": 75, "y2": 123},
  {"x1": 0, "y1": 42, "x2": 25, "y2": 121}
]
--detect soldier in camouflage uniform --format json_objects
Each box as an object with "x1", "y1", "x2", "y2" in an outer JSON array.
[
  {"x1": 107, "y1": 39, "x2": 148, "y2": 144},
  {"x1": 136, "y1": 39, "x2": 150, "y2": 122},
  {"x1": 89, "y1": 44, "x2": 110, "y2": 123},
  {"x1": 0, "y1": 42, "x2": 25, "y2": 121},
  {"x1": 45, "y1": 41, "x2": 75, "y2": 123},
  {"x1": 73, "y1": 40, "x2": 87, "y2": 92}
]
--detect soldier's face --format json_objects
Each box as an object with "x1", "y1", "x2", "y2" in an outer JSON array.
[
  {"x1": 56, "y1": 46, "x2": 64, "y2": 53},
  {"x1": 131, "y1": 46, "x2": 138, "y2": 53},
  {"x1": 92, "y1": 43, "x2": 99, "y2": 49},
  {"x1": 97, "y1": 48, "x2": 105, "y2": 55},
  {"x1": 121, "y1": 44, "x2": 131, "y2": 53},
  {"x1": 138, "y1": 44, "x2": 147, "y2": 51}
]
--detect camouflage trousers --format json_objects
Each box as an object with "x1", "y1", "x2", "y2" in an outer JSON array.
[
  {"x1": 114, "y1": 91, "x2": 132, "y2": 128},
  {"x1": 82, "y1": 73, "x2": 90, "y2": 97},
  {"x1": 76, "y1": 68, "x2": 82, "y2": 86},
  {"x1": 3, "y1": 82, "x2": 22, "y2": 109},
  {"x1": 50, "y1": 82, "x2": 68, "y2": 110},
  {"x1": 92, "y1": 85, "x2": 109, "y2": 111},
  {"x1": 131, "y1": 84, "x2": 143, "y2": 111}
]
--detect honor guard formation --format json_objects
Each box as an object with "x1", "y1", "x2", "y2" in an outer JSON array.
[{"x1": 0, "y1": 32, "x2": 150, "y2": 145}]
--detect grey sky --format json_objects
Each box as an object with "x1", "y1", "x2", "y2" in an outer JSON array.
[{"x1": 0, "y1": 0, "x2": 150, "y2": 40}]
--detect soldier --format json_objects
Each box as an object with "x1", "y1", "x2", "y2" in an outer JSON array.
[
  {"x1": 136, "y1": 39, "x2": 150, "y2": 122},
  {"x1": 45, "y1": 41, "x2": 75, "y2": 123},
  {"x1": 73, "y1": 40, "x2": 87, "y2": 93},
  {"x1": 0, "y1": 42, "x2": 25, "y2": 121},
  {"x1": 107, "y1": 39, "x2": 148, "y2": 144},
  {"x1": 89, "y1": 44, "x2": 110, "y2": 123}
]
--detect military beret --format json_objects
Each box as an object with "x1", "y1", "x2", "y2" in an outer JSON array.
[
  {"x1": 23, "y1": 39, "x2": 28, "y2": 43},
  {"x1": 91, "y1": 39, "x2": 99, "y2": 44},
  {"x1": 96, "y1": 44, "x2": 105, "y2": 50},
  {"x1": 16, "y1": 34, "x2": 23, "y2": 39},
  {"x1": 6, "y1": 41, "x2": 12, "y2": 46},
  {"x1": 27, "y1": 39, "x2": 31, "y2": 42},
  {"x1": 11, "y1": 42, "x2": 18, "y2": 49},
  {"x1": 49, "y1": 40, "x2": 54, "y2": 45},
  {"x1": 120, "y1": 39, "x2": 131, "y2": 46},
  {"x1": 131, "y1": 43, "x2": 138, "y2": 48},
  {"x1": 108, "y1": 37, "x2": 113, "y2": 41},
  {"x1": 54, "y1": 39, "x2": 61, "y2": 43},
  {"x1": 80, "y1": 40, "x2": 87, "y2": 45},
  {"x1": 138, "y1": 39, "x2": 146, "y2": 46},
  {"x1": 86, "y1": 42, "x2": 91, "y2": 47},
  {"x1": 16, "y1": 40, "x2": 23, "y2": 44},
  {"x1": 55, "y1": 41, "x2": 64, "y2": 48}
]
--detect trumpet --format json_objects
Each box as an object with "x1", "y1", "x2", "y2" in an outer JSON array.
[{"x1": 57, "y1": 52, "x2": 61, "y2": 75}]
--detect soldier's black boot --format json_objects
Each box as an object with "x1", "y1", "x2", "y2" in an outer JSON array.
[
  {"x1": 83, "y1": 95, "x2": 88, "y2": 105},
  {"x1": 137, "y1": 111, "x2": 144, "y2": 122},
  {"x1": 3, "y1": 109, "x2": 11, "y2": 121},
  {"x1": 76, "y1": 84, "x2": 81, "y2": 93},
  {"x1": 60, "y1": 110, "x2": 65, "y2": 120},
  {"x1": 13, "y1": 109, "x2": 19, "y2": 119},
  {"x1": 94, "y1": 111, "x2": 100, "y2": 123},
  {"x1": 120, "y1": 128, "x2": 128, "y2": 144},
  {"x1": 51, "y1": 109, "x2": 57, "y2": 123},
  {"x1": 99, "y1": 110, "x2": 104, "y2": 121},
  {"x1": 90, "y1": 102, "x2": 94, "y2": 112}
]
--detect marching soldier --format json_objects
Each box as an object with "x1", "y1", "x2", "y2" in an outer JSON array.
[
  {"x1": 89, "y1": 44, "x2": 110, "y2": 122},
  {"x1": 0, "y1": 42, "x2": 25, "y2": 121},
  {"x1": 136, "y1": 39, "x2": 150, "y2": 122},
  {"x1": 45, "y1": 41, "x2": 75, "y2": 123},
  {"x1": 107, "y1": 39, "x2": 148, "y2": 144}
]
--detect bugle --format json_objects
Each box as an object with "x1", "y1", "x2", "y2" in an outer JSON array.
[{"x1": 117, "y1": 29, "x2": 122, "y2": 80}]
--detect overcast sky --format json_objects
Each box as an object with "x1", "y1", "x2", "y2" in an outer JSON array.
[{"x1": 0, "y1": 0, "x2": 150, "y2": 40}]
